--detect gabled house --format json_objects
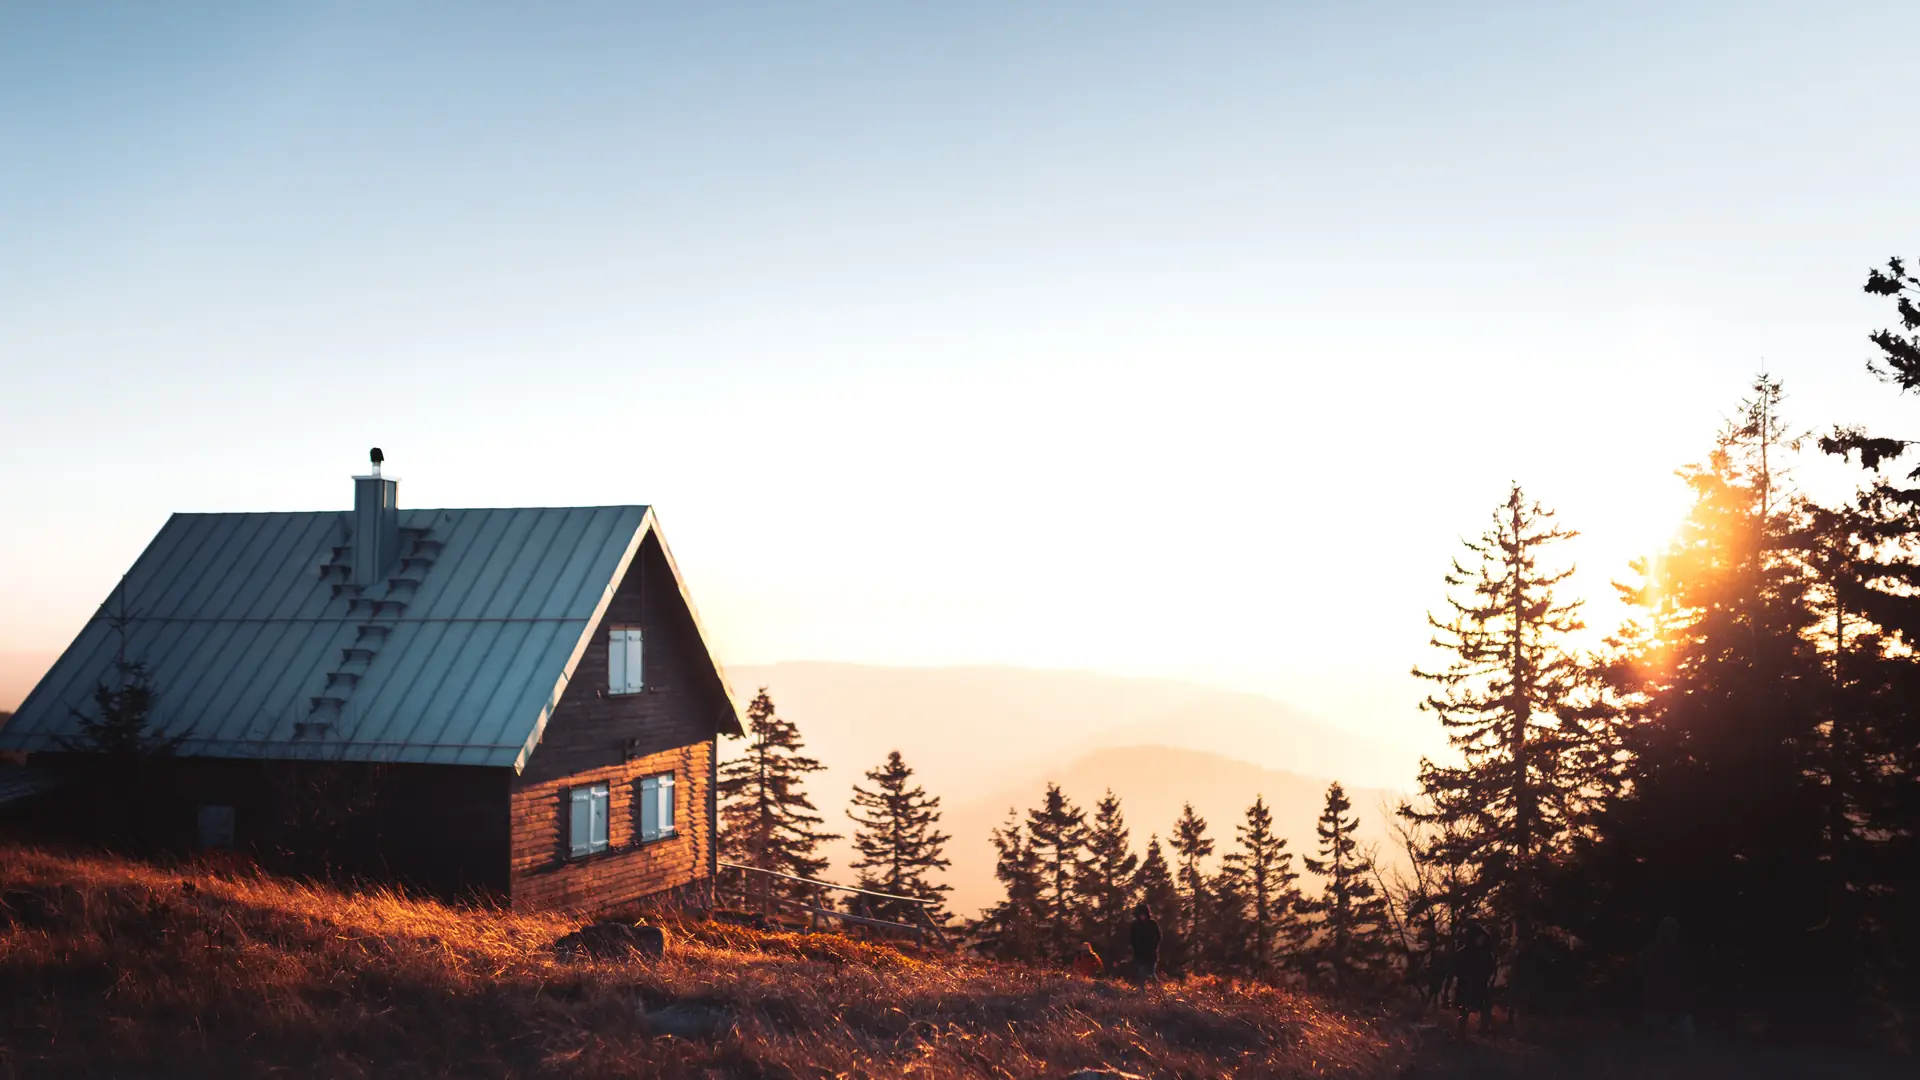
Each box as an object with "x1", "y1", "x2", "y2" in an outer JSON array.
[{"x1": 0, "y1": 453, "x2": 742, "y2": 910}]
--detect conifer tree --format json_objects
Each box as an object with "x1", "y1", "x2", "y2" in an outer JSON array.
[
  {"x1": 1236, "y1": 796, "x2": 1305, "y2": 980},
  {"x1": 975, "y1": 809, "x2": 1045, "y2": 959},
  {"x1": 1199, "y1": 851, "x2": 1251, "y2": 976},
  {"x1": 1025, "y1": 784, "x2": 1089, "y2": 958},
  {"x1": 1817, "y1": 259, "x2": 1920, "y2": 1012},
  {"x1": 1579, "y1": 378, "x2": 1855, "y2": 1032},
  {"x1": 59, "y1": 591, "x2": 182, "y2": 761},
  {"x1": 1407, "y1": 483, "x2": 1588, "y2": 1004},
  {"x1": 1300, "y1": 782, "x2": 1392, "y2": 990},
  {"x1": 1170, "y1": 802, "x2": 1214, "y2": 972},
  {"x1": 717, "y1": 688, "x2": 838, "y2": 903},
  {"x1": 1079, "y1": 789, "x2": 1139, "y2": 959},
  {"x1": 845, "y1": 750, "x2": 952, "y2": 925}
]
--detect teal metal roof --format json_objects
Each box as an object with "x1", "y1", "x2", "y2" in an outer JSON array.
[{"x1": 0, "y1": 505, "x2": 740, "y2": 770}]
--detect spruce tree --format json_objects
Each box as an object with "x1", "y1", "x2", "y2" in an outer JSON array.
[
  {"x1": 1579, "y1": 378, "x2": 1855, "y2": 1034},
  {"x1": 1079, "y1": 789, "x2": 1139, "y2": 961},
  {"x1": 975, "y1": 808, "x2": 1045, "y2": 960},
  {"x1": 845, "y1": 750, "x2": 952, "y2": 925},
  {"x1": 59, "y1": 591, "x2": 181, "y2": 761},
  {"x1": 1200, "y1": 851, "x2": 1252, "y2": 976},
  {"x1": 1025, "y1": 783, "x2": 1089, "y2": 958},
  {"x1": 1236, "y1": 796, "x2": 1305, "y2": 980},
  {"x1": 1817, "y1": 259, "x2": 1920, "y2": 1017},
  {"x1": 1169, "y1": 802, "x2": 1214, "y2": 973},
  {"x1": 1407, "y1": 483, "x2": 1588, "y2": 1008},
  {"x1": 1300, "y1": 782, "x2": 1392, "y2": 991},
  {"x1": 717, "y1": 688, "x2": 838, "y2": 904}
]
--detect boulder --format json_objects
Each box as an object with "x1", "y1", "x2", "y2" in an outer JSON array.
[
  {"x1": 644, "y1": 1001, "x2": 734, "y2": 1039},
  {"x1": 552, "y1": 920, "x2": 666, "y2": 960}
]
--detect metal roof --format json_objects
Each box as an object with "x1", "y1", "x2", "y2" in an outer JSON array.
[{"x1": 0, "y1": 505, "x2": 741, "y2": 770}]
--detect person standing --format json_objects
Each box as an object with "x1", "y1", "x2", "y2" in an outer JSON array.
[
  {"x1": 1453, "y1": 922, "x2": 1497, "y2": 1034},
  {"x1": 1640, "y1": 916, "x2": 1695, "y2": 1040},
  {"x1": 1129, "y1": 903, "x2": 1161, "y2": 985}
]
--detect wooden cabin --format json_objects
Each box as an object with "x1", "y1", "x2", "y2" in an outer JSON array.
[{"x1": 0, "y1": 452, "x2": 742, "y2": 910}]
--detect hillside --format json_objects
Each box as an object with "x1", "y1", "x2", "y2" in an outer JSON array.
[
  {"x1": 945, "y1": 745, "x2": 1407, "y2": 916},
  {"x1": 0, "y1": 844, "x2": 1405, "y2": 1079}
]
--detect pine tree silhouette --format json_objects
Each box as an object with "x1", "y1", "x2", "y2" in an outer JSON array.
[
  {"x1": 1581, "y1": 379, "x2": 1854, "y2": 1033},
  {"x1": 1300, "y1": 782, "x2": 1392, "y2": 991},
  {"x1": 975, "y1": 808, "x2": 1045, "y2": 960},
  {"x1": 1025, "y1": 783, "x2": 1088, "y2": 960},
  {"x1": 58, "y1": 585, "x2": 183, "y2": 846},
  {"x1": 717, "y1": 688, "x2": 838, "y2": 904},
  {"x1": 1407, "y1": 483, "x2": 1588, "y2": 1011},
  {"x1": 1200, "y1": 849, "x2": 1251, "y2": 976},
  {"x1": 845, "y1": 749, "x2": 951, "y2": 925},
  {"x1": 1814, "y1": 260, "x2": 1920, "y2": 1016},
  {"x1": 1170, "y1": 802, "x2": 1214, "y2": 974},
  {"x1": 1079, "y1": 789, "x2": 1139, "y2": 961},
  {"x1": 1236, "y1": 795, "x2": 1305, "y2": 981}
]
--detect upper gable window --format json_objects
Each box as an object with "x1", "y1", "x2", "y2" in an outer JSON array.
[{"x1": 608, "y1": 627, "x2": 643, "y2": 695}]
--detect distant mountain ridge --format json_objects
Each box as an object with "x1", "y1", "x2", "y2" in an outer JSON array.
[
  {"x1": 725, "y1": 661, "x2": 1418, "y2": 790},
  {"x1": 724, "y1": 662, "x2": 1418, "y2": 915}
]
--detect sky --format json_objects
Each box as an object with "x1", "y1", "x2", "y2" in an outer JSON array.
[{"x1": 4, "y1": 2, "x2": 1919, "y2": 755}]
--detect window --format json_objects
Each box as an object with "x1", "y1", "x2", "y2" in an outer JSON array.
[
  {"x1": 197, "y1": 804, "x2": 235, "y2": 850},
  {"x1": 608, "y1": 628, "x2": 643, "y2": 695},
  {"x1": 638, "y1": 772, "x2": 676, "y2": 842},
  {"x1": 568, "y1": 783, "x2": 610, "y2": 858}
]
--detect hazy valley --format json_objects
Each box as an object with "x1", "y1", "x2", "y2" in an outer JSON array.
[{"x1": 727, "y1": 662, "x2": 1416, "y2": 914}]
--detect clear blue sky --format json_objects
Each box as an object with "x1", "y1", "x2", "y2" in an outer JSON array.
[{"x1": 4, "y1": 2, "x2": 1917, "y2": 751}]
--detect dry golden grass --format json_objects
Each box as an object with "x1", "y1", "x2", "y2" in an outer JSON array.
[{"x1": 0, "y1": 844, "x2": 1408, "y2": 1079}]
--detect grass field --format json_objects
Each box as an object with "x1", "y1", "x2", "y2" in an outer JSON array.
[
  {"x1": 0, "y1": 844, "x2": 1407, "y2": 1079},
  {"x1": 5, "y1": 844, "x2": 1912, "y2": 1079}
]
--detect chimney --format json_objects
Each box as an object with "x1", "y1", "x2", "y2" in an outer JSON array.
[{"x1": 352, "y1": 447, "x2": 400, "y2": 588}]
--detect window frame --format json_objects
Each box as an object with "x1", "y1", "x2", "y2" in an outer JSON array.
[
  {"x1": 637, "y1": 771, "x2": 677, "y2": 843},
  {"x1": 607, "y1": 626, "x2": 644, "y2": 696},
  {"x1": 197, "y1": 804, "x2": 236, "y2": 850},
  {"x1": 568, "y1": 782, "x2": 611, "y2": 859}
]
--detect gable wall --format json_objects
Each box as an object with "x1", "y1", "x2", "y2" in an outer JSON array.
[{"x1": 509, "y1": 531, "x2": 722, "y2": 910}]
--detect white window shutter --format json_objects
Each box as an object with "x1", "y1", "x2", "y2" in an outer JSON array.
[
  {"x1": 569, "y1": 788, "x2": 592, "y2": 858},
  {"x1": 639, "y1": 775, "x2": 659, "y2": 841},
  {"x1": 590, "y1": 785, "x2": 609, "y2": 850},
  {"x1": 624, "y1": 629, "x2": 644, "y2": 693},
  {"x1": 660, "y1": 773, "x2": 675, "y2": 833},
  {"x1": 607, "y1": 630, "x2": 628, "y2": 694}
]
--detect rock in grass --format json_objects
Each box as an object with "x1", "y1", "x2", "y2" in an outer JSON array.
[
  {"x1": 552, "y1": 920, "x2": 666, "y2": 960},
  {"x1": 644, "y1": 1001, "x2": 734, "y2": 1039}
]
